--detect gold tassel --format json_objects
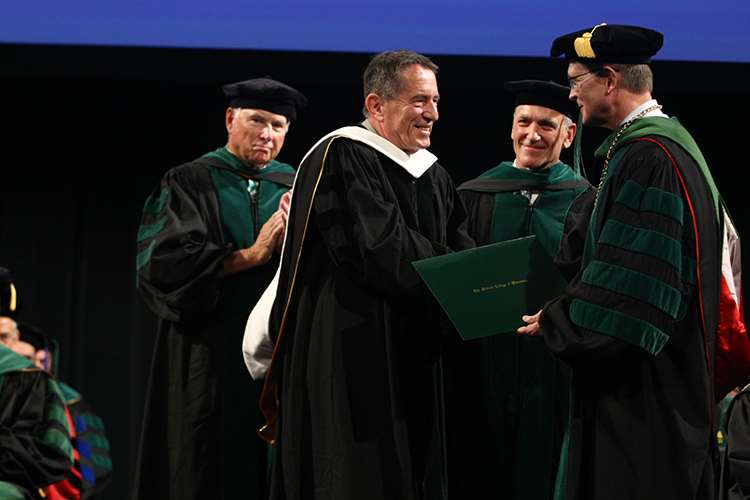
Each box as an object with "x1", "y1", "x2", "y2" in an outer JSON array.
[{"x1": 574, "y1": 22, "x2": 607, "y2": 59}]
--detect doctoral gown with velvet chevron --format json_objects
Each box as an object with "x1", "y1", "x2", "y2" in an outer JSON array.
[
  {"x1": 134, "y1": 148, "x2": 294, "y2": 500},
  {"x1": 541, "y1": 118, "x2": 722, "y2": 500}
]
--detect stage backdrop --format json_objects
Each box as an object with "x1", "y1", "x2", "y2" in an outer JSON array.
[
  {"x1": 3, "y1": 1, "x2": 750, "y2": 62},
  {"x1": 1, "y1": 40, "x2": 748, "y2": 499}
]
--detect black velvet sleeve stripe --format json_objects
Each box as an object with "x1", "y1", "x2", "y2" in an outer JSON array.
[
  {"x1": 582, "y1": 260, "x2": 683, "y2": 318},
  {"x1": 593, "y1": 244, "x2": 683, "y2": 292},
  {"x1": 598, "y1": 219, "x2": 682, "y2": 269},
  {"x1": 608, "y1": 202, "x2": 683, "y2": 242},
  {"x1": 574, "y1": 279, "x2": 678, "y2": 338}
]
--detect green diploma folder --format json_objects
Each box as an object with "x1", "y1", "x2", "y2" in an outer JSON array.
[{"x1": 412, "y1": 235, "x2": 567, "y2": 340}]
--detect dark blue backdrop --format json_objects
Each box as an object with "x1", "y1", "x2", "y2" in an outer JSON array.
[{"x1": 3, "y1": 2, "x2": 749, "y2": 62}]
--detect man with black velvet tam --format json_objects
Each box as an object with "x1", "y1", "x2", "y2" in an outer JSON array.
[
  {"x1": 449, "y1": 79, "x2": 591, "y2": 500},
  {"x1": 133, "y1": 77, "x2": 307, "y2": 500},
  {"x1": 519, "y1": 23, "x2": 740, "y2": 500},
  {"x1": 244, "y1": 50, "x2": 474, "y2": 500}
]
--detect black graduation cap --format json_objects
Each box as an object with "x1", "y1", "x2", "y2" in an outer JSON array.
[
  {"x1": 550, "y1": 23, "x2": 663, "y2": 64},
  {"x1": 504, "y1": 80, "x2": 577, "y2": 119},
  {"x1": 0, "y1": 267, "x2": 19, "y2": 319},
  {"x1": 222, "y1": 77, "x2": 308, "y2": 122}
]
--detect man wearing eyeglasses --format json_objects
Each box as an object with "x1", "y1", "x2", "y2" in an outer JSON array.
[
  {"x1": 448, "y1": 80, "x2": 591, "y2": 500},
  {"x1": 518, "y1": 23, "x2": 738, "y2": 500},
  {"x1": 133, "y1": 78, "x2": 307, "y2": 500}
]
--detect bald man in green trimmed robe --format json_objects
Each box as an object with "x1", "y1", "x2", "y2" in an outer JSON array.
[{"x1": 447, "y1": 80, "x2": 592, "y2": 500}]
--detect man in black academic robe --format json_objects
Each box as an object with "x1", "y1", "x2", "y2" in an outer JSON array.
[
  {"x1": 519, "y1": 24, "x2": 727, "y2": 500},
  {"x1": 18, "y1": 324, "x2": 114, "y2": 499},
  {"x1": 133, "y1": 78, "x2": 307, "y2": 499},
  {"x1": 449, "y1": 80, "x2": 592, "y2": 500},
  {"x1": 244, "y1": 50, "x2": 473, "y2": 500},
  {"x1": 0, "y1": 345, "x2": 74, "y2": 500},
  {"x1": 0, "y1": 268, "x2": 73, "y2": 500}
]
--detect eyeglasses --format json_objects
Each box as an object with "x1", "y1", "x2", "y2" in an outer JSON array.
[{"x1": 567, "y1": 70, "x2": 596, "y2": 89}]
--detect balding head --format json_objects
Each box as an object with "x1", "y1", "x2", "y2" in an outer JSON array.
[{"x1": 0, "y1": 317, "x2": 19, "y2": 347}]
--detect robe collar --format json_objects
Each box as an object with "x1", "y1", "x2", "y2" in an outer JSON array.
[
  {"x1": 0, "y1": 344, "x2": 35, "y2": 375},
  {"x1": 511, "y1": 159, "x2": 559, "y2": 171},
  {"x1": 618, "y1": 98, "x2": 668, "y2": 127},
  {"x1": 298, "y1": 121, "x2": 437, "y2": 179}
]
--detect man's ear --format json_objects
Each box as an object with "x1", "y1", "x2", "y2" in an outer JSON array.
[
  {"x1": 365, "y1": 93, "x2": 385, "y2": 121},
  {"x1": 563, "y1": 122, "x2": 577, "y2": 149},
  {"x1": 603, "y1": 66, "x2": 619, "y2": 96},
  {"x1": 225, "y1": 107, "x2": 236, "y2": 132}
]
